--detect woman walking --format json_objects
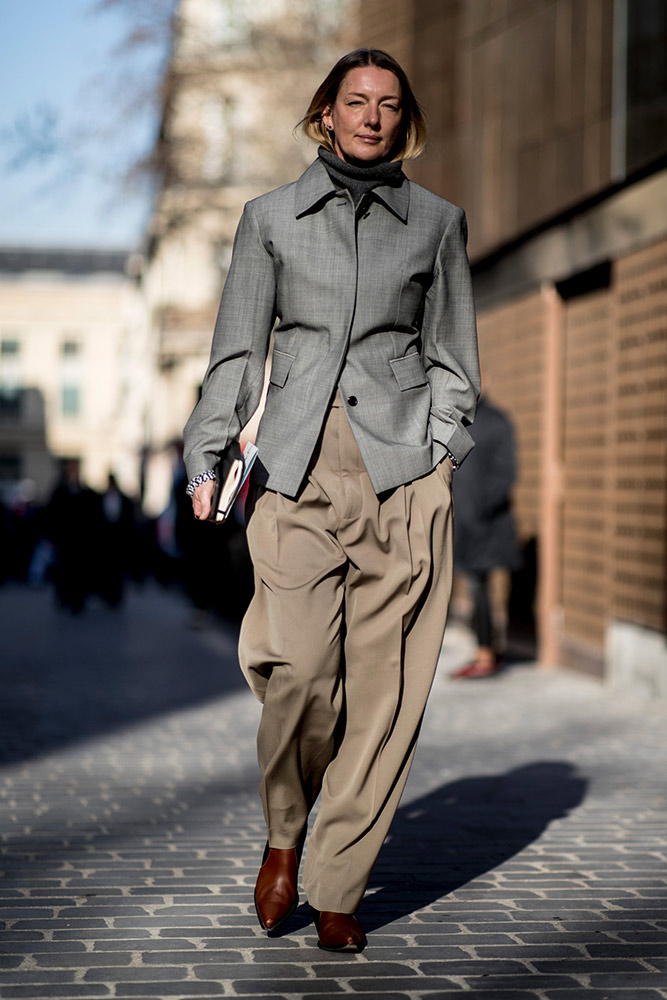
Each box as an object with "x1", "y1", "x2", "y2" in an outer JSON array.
[{"x1": 183, "y1": 48, "x2": 480, "y2": 952}]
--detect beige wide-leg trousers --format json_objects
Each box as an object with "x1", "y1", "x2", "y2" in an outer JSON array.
[{"x1": 239, "y1": 395, "x2": 454, "y2": 913}]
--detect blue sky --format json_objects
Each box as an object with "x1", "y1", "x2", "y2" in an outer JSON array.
[{"x1": 0, "y1": 0, "x2": 166, "y2": 249}]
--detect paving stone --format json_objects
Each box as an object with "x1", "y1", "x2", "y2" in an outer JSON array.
[
  {"x1": 191, "y1": 961, "x2": 319, "y2": 978},
  {"x1": 586, "y1": 974, "x2": 667, "y2": 989},
  {"x1": 6, "y1": 944, "x2": 95, "y2": 960},
  {"x1": 113, "y1": 917, "x2": 218, "y2": 927},
  {"x1": 53, "y1": 929, "x2": 153, "y2": 940},
  {"x1": 0, "y1": 956, "x2": 24, "y2": 968},
  {"x1": 366, "y1": 945, "x2": 470, "y2": 960},
  {"x1": 95, "y1": 938, "x2": 199, "y2": 951},
  {"x1": 0, "y1": 970, "x2": 80, "y2": 984},
  {"x1": 0, "y1": 988, "x2": 111, "y2": 998},
  {"x1": 8, "y1": 918, "x2": 111, "y2": 931},
  {"x1": 87, "y1": 966, "x2": 192, "y2": 983},
  {"x1": 425, "y1": 994, "x2": 541, "y2": 1000},
  {"x1": 311, "y1": 996, "x2": 409, "y2": 1000},
  {"x1": 419, "y1": 958, "x2": 533, "y2": 976},
  {"x1": 513, "y1": 931, "x2": 616, "y2": 945},
  {"x1": 588, "y1": 942, "x2": 667, "y2": 956},
  {"x1": 462, "y1": 974, "x2": 586, "y2": 990},
  {"x1": 390, "y1": 922, "x2": 465, "y2": 933},
  {"x1": 32, "y1": 952, "x2": 136, "y2": 968},
  {"x1": 115, "y1": 986, "x2": 229, "y2": 998},
  {"x1": 315, "y1": 960, "x2": 419, "y2": 977},
  {"x1": 342, "y1": 977, "x2": 461, "y2": 993},
  {"x1": 545, "y1": 992, "x2": 667, "y2": 1000},
  {"x1": 202, "y1": 934, "x2": 303, "y2": 948},
  {"x1": 0, "y1": 934, "x2": 47, "y2": 945},
  {"x1": 232, "y1": 982, "x2": 345, "y2": 994},
  {"x1": 412, "y1": 933, "x2": 515, "y2": 946},
  {"x1": 618, "y1": 931, "x2": 667, "y2": 942},
  {"x1": 533, "y1": 957, "x2": 652, "y2": 972},
  {"x1": 249, "y1": 946, "x2": 325, "y2": 960},
  {"x1": 473, "y1": 944, "x2": 583, "y2": 958}
]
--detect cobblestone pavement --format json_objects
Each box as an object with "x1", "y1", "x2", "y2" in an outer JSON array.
[{"x1": 1, "y1": 582, "x2": 667, "y2": 1000}]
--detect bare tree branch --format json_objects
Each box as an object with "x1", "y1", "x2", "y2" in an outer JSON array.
[{"x1": 2, "y1": 0, "x2": 177, "y2": 207}]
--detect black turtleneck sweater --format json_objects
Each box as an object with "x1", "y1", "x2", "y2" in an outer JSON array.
[{"x1": 318, "y1": 146, "x2": 404, "y2": 208}]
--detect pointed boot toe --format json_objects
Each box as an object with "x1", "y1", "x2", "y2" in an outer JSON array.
[{"x1": 254, "y1": 844, "x2": 300, "y2": 933}]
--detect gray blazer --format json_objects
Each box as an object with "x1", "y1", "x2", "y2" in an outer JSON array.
[{"x1": 184, "y1": 157, "x2": 480, "y2": 497}]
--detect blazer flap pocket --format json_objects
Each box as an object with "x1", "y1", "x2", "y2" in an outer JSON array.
[
  {"x1": 389, "y1": 352, "x2": 428, "y2": 391},
  {"x1": 269, "y1": 349, "x2": 296, "y2": 388}
]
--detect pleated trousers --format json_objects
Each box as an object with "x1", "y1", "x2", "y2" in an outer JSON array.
[{"x1": 239, "y1": 395, "x2": 454, "y2": 913}]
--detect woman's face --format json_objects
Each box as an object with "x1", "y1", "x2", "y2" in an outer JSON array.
[{"x1": 322, "y1": 65, "x2": 403, "y2": 164}]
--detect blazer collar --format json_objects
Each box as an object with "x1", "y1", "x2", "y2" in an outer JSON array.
[{"x1": 294, "y1": 158, "x2": 410, "y2": 223}]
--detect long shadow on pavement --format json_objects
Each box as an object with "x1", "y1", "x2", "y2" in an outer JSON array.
[{"x1": 361, "y1": 761, "x2": 588, "y2": 930}]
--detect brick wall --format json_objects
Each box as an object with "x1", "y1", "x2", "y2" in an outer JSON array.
[
  {"x1": 476, "y1": 291, "x2": 546, "y2": 544},
  {"x1": 612, "y1": 239, "x2": 667, "y2": 633},
  {"x1": 476, "y1": 237, "x2": 667, "y2": 665},
  {"x1": 561, "y1": 288, "x2": 613, "y2": 654},
  {"x1": 360, "y1": 0, "x2": 615, "y2": 258}
]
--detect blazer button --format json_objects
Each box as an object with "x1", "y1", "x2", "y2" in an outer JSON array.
[{"x1": 347, "y1": 395, "x2": 358, "y2": 406}]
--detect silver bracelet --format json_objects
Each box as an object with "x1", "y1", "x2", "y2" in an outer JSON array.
[
  {"x1": 185, "y1": 469, "x2": 217, "y2": 497},
  {"x1": 446, "y1": 449, "x2": 459, "y2": 471}
]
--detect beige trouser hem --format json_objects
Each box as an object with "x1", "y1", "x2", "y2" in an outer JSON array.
[{"x1": 239, "y1": 398, "x2": 453, "y2": 913}]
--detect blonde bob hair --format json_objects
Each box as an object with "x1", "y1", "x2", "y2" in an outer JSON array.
[{"x1": 299, "y1": 48, "x2": 426, "y2": 162}]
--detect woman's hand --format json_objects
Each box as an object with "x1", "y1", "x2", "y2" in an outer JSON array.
[{"x1": 192, "y1": 480, "x2": 216, "y2": 521}]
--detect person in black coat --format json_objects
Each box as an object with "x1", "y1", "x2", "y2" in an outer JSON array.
[
  {"x1": 97, "y1": 474, "x2": 137, "y2": 608},
  {"x1": 451, "y1": 396, "x2": 520, "y2": 677},
  {"x1": 45, "y1": 460, "x2": 100, "y2": 613}
]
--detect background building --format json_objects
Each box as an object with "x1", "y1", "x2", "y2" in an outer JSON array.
[
  {"x1": 0, "y1": 247, "x2": 147, "y2": 503},
  {"x1": 360, "y1": 0, "x2": 667, "y2": 695}
]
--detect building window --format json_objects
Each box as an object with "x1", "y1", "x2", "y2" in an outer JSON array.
[
  {"x1": 60, "y1": 339, "x2": 82, "y2": 418},
  {"x1": 61, "y1": 385, "x2": 80, "y2": 416},
  {"x1": 201, "y1": 96, "x2": 233, "y2": 182},
  {"x1": 626, "y1": 0, "x2": 667, "y2": 173},
  {"x1": 0, "y1": 454, "x2": 21, "y2": 482},
  {"x1": 0, "y1": 338, "x2": 22, "y2": 417}
]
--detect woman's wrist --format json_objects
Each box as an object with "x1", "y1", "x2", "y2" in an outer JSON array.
[{"x1": 185, "y1": 469, "x2": 217, "y2": 497}]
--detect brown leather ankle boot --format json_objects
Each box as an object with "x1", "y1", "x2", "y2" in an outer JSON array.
[
  {"x1": 254, "y1": 844, "x2": 300, "y2": 932},
  {"x1": 313, "y1": 909, "x2": 366, "y2": 952}
]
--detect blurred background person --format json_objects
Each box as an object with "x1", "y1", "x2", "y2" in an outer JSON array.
[
  {"x1": 450, "y1": 389, "x2": 520, "y2": 678},
  {"x1": 96, "y1": 473, "x2": 136, "y2": 608},
  {"x1": 45, "y1": 459, "x2": 100, "y2": 614},
  {"x1": 0, "y1": 482, "x2": 40, "y2": 585}
]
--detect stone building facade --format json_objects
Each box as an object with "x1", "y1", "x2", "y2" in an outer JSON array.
[
  {"x1": 0, "y1": 248, "x2": 147, "y2": 503},
  {"x1": 360, "y1": 0, "x2": 667, "y2": 695}
]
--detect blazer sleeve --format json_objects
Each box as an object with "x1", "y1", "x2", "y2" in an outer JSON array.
[
  {"x1": 183, "y1": 201, "x2": 276, "y2": 481},
  {"x1": 421, "y1": 206, "x2": 481, "y2": 466}
]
